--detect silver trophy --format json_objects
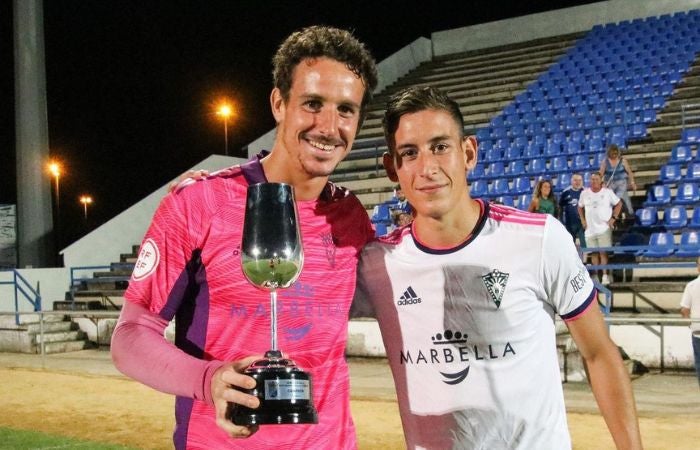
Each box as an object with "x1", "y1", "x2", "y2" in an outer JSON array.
[{"x1": 227, "y1": 182, "x2": 318, "y2": 426}]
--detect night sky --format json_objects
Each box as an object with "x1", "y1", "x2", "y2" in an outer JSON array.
[{"x1": 0, "y1": 0, "x2": 598, "y2": 249}]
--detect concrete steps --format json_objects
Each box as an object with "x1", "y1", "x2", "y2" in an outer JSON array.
[{"x1": 0, "y1": 313, "x2": 91, "y2": 354}]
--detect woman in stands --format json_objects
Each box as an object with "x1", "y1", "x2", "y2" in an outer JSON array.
[
  {"x1": 528, "y1": 179, "x2": 558, "y2": 216},
  {"x1": 599, "y1": 144, "x2": 637, "y2": 216}
]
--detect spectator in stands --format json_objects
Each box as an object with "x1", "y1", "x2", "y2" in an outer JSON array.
[
  {"x1": 680, "y1": 257, "x2": 700, "y2": 387},
  {"x1": 396, "y1": 211, "x2": 413, "y2": 227},
  {"x1": 111, "y1": 26, "x2": 378, "y2": 449},
  {"x1": 578, "y1": 172, "x2": 623, "y2": 286},
  {"x1": 559, "y1": 173, "x2": 586, "y2": 248},
  {"x1": 353, "y1": 86, "x2": 642, "y2": 449},
  {"x1": 599, "y1": 144, "x2": 637, "y2": 216},
  {"x1": 528, "y1": 178, "x2": 558, "y2": 216}
]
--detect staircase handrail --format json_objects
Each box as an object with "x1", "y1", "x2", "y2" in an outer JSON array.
[{"x1": 0, "y1": 269, "x2": 42, "y2": 325}]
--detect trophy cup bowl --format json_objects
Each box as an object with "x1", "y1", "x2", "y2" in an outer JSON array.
[{"x1": 226, "y1": 182, "x2": 318, "y2": 426}]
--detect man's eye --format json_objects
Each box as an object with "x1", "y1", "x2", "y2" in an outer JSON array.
[
  {"x1": 304, "y1": 100, "x2": 322, "y2": 110},
  {"x1": 338, "y1": 105, "x2": 356, "y2": 117},
  {"x1": 399, "y1": 149, "x2": 418, "y2": 159},
  {"x1": 433, "y1": 143, "x2": 449, "y2": 153}
]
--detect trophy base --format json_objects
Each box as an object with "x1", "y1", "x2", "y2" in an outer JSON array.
[{"x1": 226, "y1": 351, "x2": 318, "y2": 426}]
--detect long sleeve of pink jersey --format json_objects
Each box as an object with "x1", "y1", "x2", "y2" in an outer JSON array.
[{"x1": 111, "y1": 301, "x2": 225, "y2": 404}]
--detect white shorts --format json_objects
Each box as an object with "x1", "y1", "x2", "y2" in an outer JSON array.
[{"x1": 586, "y1": 228, "x2": 612, "y2": 249}]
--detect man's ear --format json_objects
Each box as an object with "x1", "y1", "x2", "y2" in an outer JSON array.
[
  {"x1": 383, "y1": 152, "x2": 399, "y2": 182},
  {"x1": 270, "y1": 88, "x2": 285, "y2": 123},
  {"x1": 463, "y1": 135, "x2": 478, "y2": 170}
]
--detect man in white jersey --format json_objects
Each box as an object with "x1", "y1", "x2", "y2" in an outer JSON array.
[
  {"x1": 353, "y1": 86, "x2": 642, "y2": 449},
  {"x1": 578, "y1": 172, "x2": 622, "y2": 285},
  {"x1": 680, "y1": 257, "x2": 700, "y2": 387}
]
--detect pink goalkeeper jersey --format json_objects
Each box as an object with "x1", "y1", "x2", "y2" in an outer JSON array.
[{"x1": 125, "y1": 155, "x2": 373, "y2": 449}]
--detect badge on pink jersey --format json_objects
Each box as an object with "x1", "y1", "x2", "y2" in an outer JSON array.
[
  {"x1": 132, "y1": 238, "x2": 160, "y2": 281},
  {"x1": 482, "y1": 269, "x2": 509, "y2": 309}
]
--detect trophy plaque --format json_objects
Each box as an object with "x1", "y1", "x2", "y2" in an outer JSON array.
[{"x1": 226, "y1": 182, "x2": 318, "y2": 426}]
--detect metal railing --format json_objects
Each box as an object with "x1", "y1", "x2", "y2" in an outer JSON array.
[{"x1": 0, "y1": 270, "x2": 42, "y2": 325}]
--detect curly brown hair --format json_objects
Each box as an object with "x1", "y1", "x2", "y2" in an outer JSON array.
[{"x1": 272, "y1": 26, "x2": 378, "y2": 122}]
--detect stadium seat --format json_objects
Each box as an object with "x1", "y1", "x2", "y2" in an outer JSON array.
[
  {"x1": 512, "y1": 176, "x2": 532, "y2": 195},
  {"x1": 486, "y1": 161, "x2": 505, "y2": 178},
  {"x1": 555, "y1": 173, "x2": 572, "y2": 192},
  {"x1": 524, "y1": 144, "x2": 542, "y2": 158},
  {"x1": 643, "y1": 232, "x2": 675, "y2": 258},
  {"x1": 643, "y1": 185, "x2": 672, "y2": 207},
  {"x1": 371, "y1": 204, "x2": 391, "y2": 223},
  {"x1": 686, "y1": 162, "x2": 700, "y2": 181},
  {"x1": 490, "y1": 178, "x2": 511, "y2": 196},
  {"x1": 676, "y1": 231, "x2": 700, "y2": 258},
  {"x1": 587, "y1": 138, "x2": 604, "y2": 154},
  {"x1": 662, "y1": 205, "x2": 688, "y2": 229},
  {"x1": 494, "y1": 196, "x2": 515, "y2": 207},
  {"x1": 635, "y1": 206, "x2": 658, "y2": 227},
  {"x1": 470, "y1": 180, "x2": 488, "y2": 198},
  {"x1": 629, "y1": 123, "x2": 647, "y2": 138},
  {"x1": 544, "y1": 142, "x2": 563, "y2": 157},
  {"x1": 527, "y1": 158, "x2": 547, "y2": 175},
  {"x1": 469, "y1": 163, "x2": 485, "y2": 180},
  {"x1": 669, "y1": 145, "x2": 693, "y2": 164},
  {"x1": 681, "y1": 128, "x2": 700, "y2": 144},
  {"x1": 659, "y1": 164, "x2": 682, "y2": 184},
  {"x1": 675, "y1": 182, "x2": 700, "y2": 204},
  {"x1": 517, "y1": 193, "x2": 532, "y2": 211},
  {"x1": 505, "y1": 147, "x2": 523, "y2": 161},
  {"x1": 507, "y1": 160, "x2": 526, "y2": 176},
  {"x1": 572, "y1": 154, "x2": 591, "y2": 171},
  {"x1": 690, "y1": 208, "x2": 700, "y2": 229},
  {"x1": 549, "y1": 155, "x2": 569, "y2": 173},
  {"x1": 374, "y1": 222, "x2": 390, "y2": 237}
]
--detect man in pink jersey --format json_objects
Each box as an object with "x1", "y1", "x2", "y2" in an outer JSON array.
[
  {"x1": 353, "y1": 86, "x2": 643, "y2": 449},
  {"x1": 111, "y1": 26, "x2": 377, "y2": 449}
]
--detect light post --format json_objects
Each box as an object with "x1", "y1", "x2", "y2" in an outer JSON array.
[
  {"x1": 48, "y1": 161, "x2": 61, "y2": 210},
  {"x1": 79, "y1": 195, "x2": 93, "y2": 221},
  {"x1": 216, "y1": 103, "x2": 233, "y2": 156}
]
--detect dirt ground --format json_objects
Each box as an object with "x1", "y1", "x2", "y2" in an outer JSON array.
[{"x1": 0, "y1": 367, "x2": 698, "y2": 449}]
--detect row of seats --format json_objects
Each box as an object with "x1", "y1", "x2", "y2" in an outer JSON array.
[
  {"x1": 479, "y1": 135, "x2": 625, "y2": 160},
  {"x1": 507, "y1": 95, "x2": 665, "y2": 117},
  {"x1": 474, "y1": 153, "x2": 605, "y2": 180},
  {"x1": 494, "y1": 107, "x2": 658, "y2": 129},
  {"x1": 636, "y1": 205, "x2": 700, "y2": 229},
  {"x1": 642, "y1": 231, "x2": 700, "y2": 258},
  {"x1": 644, "y1": 183, "x2": 700, "y2": 207}
]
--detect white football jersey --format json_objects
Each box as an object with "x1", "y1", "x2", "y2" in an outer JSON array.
[{"x1": 354, "y1": 201, "x2": 596, "y2": 450}]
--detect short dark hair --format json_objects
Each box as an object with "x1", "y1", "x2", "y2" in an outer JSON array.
[
  {"x1": 272, "y1": 26, "x2": 378, "y2": 120},
  {"x1": 383, "y1": 86, "x2": 464, "y2": 154}
]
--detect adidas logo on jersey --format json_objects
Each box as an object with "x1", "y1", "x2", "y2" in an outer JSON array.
[{"x1": 397, "y1": 286, "x2": 422, "y2": 306}]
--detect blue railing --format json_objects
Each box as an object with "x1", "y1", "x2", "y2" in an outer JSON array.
[
  {"x1": 0, "y1": 269, "x2": 42, "y2": 325},
  {"x1": 70, "y1": 265, "x2": 112, "y2": 289}
]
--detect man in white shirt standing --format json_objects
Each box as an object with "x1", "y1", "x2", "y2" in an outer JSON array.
[
  {"x1": 578, "y1": 172, "x2": 623, "y2": 285},
  {"x1": 681, "y1": 257, "x2": 700, "y2": 387}
]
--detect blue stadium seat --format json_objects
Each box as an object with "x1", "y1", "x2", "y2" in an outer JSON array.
[
  {"x1": 587, "y1": 138, "x2": 604, "y2": 154},
  {"x1": 490, "y1": 178, "x2": 511, "y2": 196},
  {"x1": 505, "y1": 147, "x2": 523, "y2": 161},
  {"x1": 555, "y1": 173, "x2": 572, "y2": 192},
  {"x1": 371, "y1": 204, "x2": 391, "y2": 223},
  {"x1": 644, "y1": 185, "x2": 672, "y2": 207},
  {"x1": 470, "y1": 180, "x2": 488, "y2": 198},
  {"x1": 572, "y1": 154, "x2": 591, "y2": 171},
  {"x1": 486, "y1": 161, "x2": 505, "y2": 179},
  {"x1": 676, "y1": 231, "x2": 700, "y2": 258},
  {"x1": 550, "y1": 155, "x2": 569, "y2": 173},
  {"x1": 469, "y1": 163, "x2": 485, "y2": 180},
  {"x1": 512, "y1": 176, "x2": 532, "y2": 195},
  {"x1": 635, "y1": 206, "x2": 658, "y2": 227},
  {"x1": 641, "y1": 109, "x2": 656, "y2": 123},
  {"x1": 494, "y1": 196, "x2": 515, "y2": 207},
  {"x1": 507, "y1": 160, "x2": 526, "y2": 176},
  {"x1": 565, "y1": 141, "x2": 583, "y2": 154},
  {"x1": 675, "y1": 182, "x2": 700, "y2": 204},
  {"x1": 663, "y1": 205, "x2": 688, "y2": 229},
  {"x1": 629, "y1": 123, "x2": 647, "y2": 138},
  {"x1": 686, "y1": 162, "x2": 700, "y2": 182},
  {"x1": 544, "y1": 142, "x2": 563, "y2": 157},
  {"x1": 524, "y1": 144, "x2": 542, "y2": 158},
  {"x1": 659, "y1": 164, "x2": 682, "y2": 184},
  {"x1": 681, "y1": 128, "x2": 700, "y2": 144},
  {"x1": 527, "y1": 158, "x2": 547, "y2": 175},
  {"x1": 517, "y1": 193, "x2": 532, "y2": 211},
  {"x1": 512, "y1": 135, "x2": 529, "y2": 150},
  {"x1": 690, "y1": 208, "x2": 700, "y2": 229},
  {"x1": 670, "y1": 145, "x2": 693, "y2": 164},
  {"x1": 643, "y1": 232, "x2": 675, "y2": 258},
  {"x1": 374, "y1": 222, "x2": 389, "y2": 237},
  {"x1": 485, "y1": 148, "x2": 503, "y2": 162}
]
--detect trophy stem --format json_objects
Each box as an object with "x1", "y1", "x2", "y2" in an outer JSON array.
[{"x1": 270, "y1": 289, "x2": 278, "y2": 352}]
